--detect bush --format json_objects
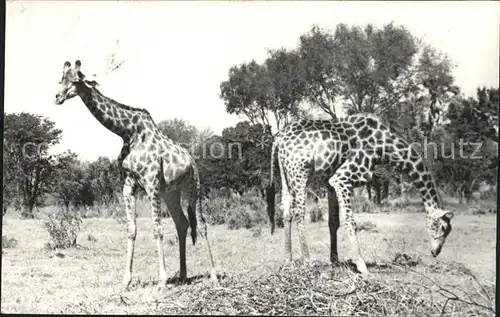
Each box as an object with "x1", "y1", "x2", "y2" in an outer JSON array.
[
  {"x1": 44, "y1": 207, "x2": 83, "y2": 249},
  {"x1": 352, "y1": 195, "x2": 375, "y2": 213},
  {"x1": 2, "y1": 236, "x2": 18, "y2": 249},
  {"x1": 355, "y1": 220, "x2": 377, "y2": 232},
  {"x1": 204, "y1": 189, "x2": 269, "y2": 230},
  {"x1": 275, "y1": 205, "x2": 284, "y2": 229},
  {"x1": 469, "y1": 202, "x2": 496, "y2": 215},
  {"x1": 309, "y1": 204, "x2": 324, "y2": 223}
]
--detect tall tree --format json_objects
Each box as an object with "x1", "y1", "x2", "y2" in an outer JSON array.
[
  {"x1": 298, "y1": 25, "x2": 340, "y2": 119},
  {"x1": 86, "y1": 156, "x2": 122, "y2": 207},
  {"x1": 436, "y1": 87, "x2": 499, "y2": 200},
  {"x1": 220, "y1": 48, "x2": 306, "y2": 132},
  {"x1": 3, "y1": 112, "x2": 63, "y2": 217},
  {"x1": 157, "y1": 118, "x2": 199, "y2": 147},
  {"x1": 298, "y1": 23, "x2": 459, "y2": 125},
  {"x1": 298, "y1": 23, "x2": 460, "y2": 203},
  {"x1": 220, "y1": 49, "x2": 306, "y2": 228},
  {"x1": 52, "y1": 151, "x2": 92, "y2": 211}
]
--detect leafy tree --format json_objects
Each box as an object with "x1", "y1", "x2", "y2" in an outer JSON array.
[
  {"x1": 297, "y1": 23, "x2": 460, "y2": 203},
  {"x1": 3, "y1": 113, "x2": 62, "y2": 218},
  {"x1": 157, "y1": 118, "x2": 199, "y2": 147},
  {"x1": 198, "y1": 134, "x2": 231, "y2": 193},
  {"x1": 51, "y1": 151, "x2": 92, "y2": 211},
  {"x1": 436, "y1": 87, "x2": 499, "y2": 200},
  {"x1": 86, "y1": 156, "x2": 121, "y2": 207},
  {"x1": 220, "y1": 48, "x2": 306, "y2": 131},
  {"x1": 220, "y1": 49, "x2": 307, "y2": 229},
  {"x1": 221, "y1": 121, "x2": 272, "y2": 194},
  {"x1": 297, "y1": 23, "x2": 459, "y2": 127},
  {"x1": 298, "y1": 25, "x2": 340, "y2": 119}
]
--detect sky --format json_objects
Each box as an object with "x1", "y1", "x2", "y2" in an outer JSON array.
[{"x1": 5, "y1": 1, "x2": 499, "y2": 161}]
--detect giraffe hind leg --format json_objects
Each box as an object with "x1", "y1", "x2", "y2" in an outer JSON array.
[
  {"x1": 164, "y1": 189, "x2": 189, "y2": 283},
  {"x1": 326, "y1": 184, "x2": 340, "y2": 264}
]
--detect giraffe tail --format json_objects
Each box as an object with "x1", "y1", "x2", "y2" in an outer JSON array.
[
  {"x1": 267, "y1": 136, "x2": 279, "y2": 235},
  {"x1": 187, "y1": 161, "x2": 207, "y2": 246},
  {"x1": 269, "y1": 135, "x2": 279, "y2": 186}
]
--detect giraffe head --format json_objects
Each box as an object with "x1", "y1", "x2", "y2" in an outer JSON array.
[
  {"x1": 426, "y1": 208, "x2": 454, "y2": 257},
  {"x1": 54, "y1": 60, "x2": 99, "y2": 105}
]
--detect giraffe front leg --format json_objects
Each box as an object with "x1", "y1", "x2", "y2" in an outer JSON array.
[
  {"x1": 328, "y1": 175, "x2": 368, "y2": 275},
  {"x1": 122, "y1": 176, "x2": 137, "y2": 291},
  {"x1": 147, "y1": 184, "x2": 168, "y2": 288},
  {"x1": 327, "y1": 186, "x2": 340, "y2": 264}
]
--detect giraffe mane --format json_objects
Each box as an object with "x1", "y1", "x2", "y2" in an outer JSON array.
[{"x1": 90, "y1": 86, "x2": 153, "y2": 116}]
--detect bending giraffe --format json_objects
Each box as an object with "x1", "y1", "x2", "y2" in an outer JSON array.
[
  {"x1": 54, "y1": 60, "x2": 217, "y2": 289},
  {"x1": 268, "y1": 113, "x2": 453, "y2": 274}
]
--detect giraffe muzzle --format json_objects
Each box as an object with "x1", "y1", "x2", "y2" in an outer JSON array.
[
  {"x1": 54, "y1": 94, "x2": 65, "y2": 105},
  {"x1": 431, "y1": 245, "x2": 442, "y2": 257}
]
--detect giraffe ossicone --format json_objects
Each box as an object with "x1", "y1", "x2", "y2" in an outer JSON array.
[
  {"x1": 54, "y1": 60, "x2": 217, "y2": 289},
  {"x1": 268, "y1": 113, "x2": 454, "y2": 274}
]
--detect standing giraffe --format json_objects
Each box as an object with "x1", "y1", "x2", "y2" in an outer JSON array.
[
  {"x1": 268, "y1": 113, "x2": 453, "y2": 274},
  {"x1": 54, "y1": 60, "x2": 216, "y2": 289}
]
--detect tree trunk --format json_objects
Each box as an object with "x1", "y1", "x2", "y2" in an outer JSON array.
[
  {"x1": 382, "y1": 180, "x2": 389, "y2": 201},
  {"x1": 375, "y1": 186, "x2": 381, "y2": 205},
  {"x1": 21, "y1": 202, "x2": 34, "y2": 219},
  {"x1": 400, "y1": 175, "x2": 405, "y2": 200}
]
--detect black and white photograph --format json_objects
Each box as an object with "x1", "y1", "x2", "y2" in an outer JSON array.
[{"x1": 2, "y1": 1, "x2": 498, "y2": 315}]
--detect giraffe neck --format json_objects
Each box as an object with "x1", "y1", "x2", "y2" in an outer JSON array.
[
  {"x1": 384, "y1": 135, "x2": 443, "y2": 211},
  {"x1": 78, "y1": 86, "x2": 148, "y2": 140}
]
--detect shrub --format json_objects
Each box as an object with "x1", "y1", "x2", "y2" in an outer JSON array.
[
  {"x1": 309, "y1": 204, "x2": 324, "y2": 223},
  {"x1": 355, "y1": 220, "x2": 377, "y2": 232},
  {"x1": 352, "y1": 195, "x2": 375, "y2": 213},
  {"x1": 2, "y1": 236, "x2": 18, "y2": 249},
  {"x1": 44, "y1": 207, "x2": 83, "y2": 249},
  {"x1": 204, "y1": 189, "x2": 269, "y2": 230},
  {"x1": 275, "y1": 205, "x2": 284, "y2": 229},
  {"x1": 392, "y1": 252, "x2": 421, "y2": 267},
  {"x1": 469, "y1": 200, "x2": 497, "y2": 215}
]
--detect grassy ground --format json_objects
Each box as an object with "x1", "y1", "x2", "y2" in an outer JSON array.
[{"x1": 1, "y1": 211, "x2": 496, "y2": 315}]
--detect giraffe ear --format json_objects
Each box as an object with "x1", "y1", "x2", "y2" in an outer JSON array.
[
  {"x1": 63, "y1": 61, "x2": 71, "y2": 72},
  {"x1": 438, "y1": 210, "x2": 454, "y2": 221},
  {"x1": 84, "y1": 79, "x2": 99, "y2": 88},
  {"x1": 73, "y1": 60, "x2": 86, "y2": 81},
  {"x1": 443, "y1": 211, "x2": 454, "y2": 220}
]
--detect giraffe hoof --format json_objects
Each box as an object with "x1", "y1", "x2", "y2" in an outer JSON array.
[
  {"x1": 174, "y1": 275, "x2": 187, "y2": 285},
  {"x1": 156, "y1": 282, "x2": 168, "y2": 291},
  {"x1": 120, "y1": 280, "x2": 131, "y2": 293},
  {"x1": 209, "y1": 270, "x2": 218, "y2": 282},
  {"x1": 356, "y1": 261, "x2": 369, "y2": 275},
  {"x1": 330, "y1": 257, "x2": 341, "y2": 266}
]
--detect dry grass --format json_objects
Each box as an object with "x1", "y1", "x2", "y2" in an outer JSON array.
[{"x1": 1, "y1": 210, "x2": 496, "y2": 315}]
